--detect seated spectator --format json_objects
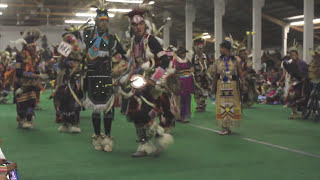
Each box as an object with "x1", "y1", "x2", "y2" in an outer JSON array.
[
  {"x1": 266, "y1": 82, "x2": 277, "y2": 104},
  {"x1": 258, "y1": 82, "x2": 270, "y2": 103},
  {"x1": 266, "y1": 82, "x2": 284, "y2": 105},
  {"x1": 271, "y1": 67, "x2": 280, "y2": 84}
]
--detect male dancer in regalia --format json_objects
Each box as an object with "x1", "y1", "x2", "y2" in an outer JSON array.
[
  {"x1": 83, "y1": 2, "x2": 127, "y2": 152},
  {"x1": 120, "y1": 9, "x2": 174, "y2": 157},
  {"x1": 14, "y1": 29, "x2": 42, "y2": 129}
]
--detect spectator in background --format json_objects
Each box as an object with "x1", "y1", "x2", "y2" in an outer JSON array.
[
  {"x1": 266, "y1": 82, "x2": 277, "y2": 104},
  {"x1": 276, "y1": 81, "x2": 285, "y2": 104},
  {"x1": 270, "y1": 67, "x2": 280, "y2": 84},
  {"x1": 266, "y1": 82, "x2": 284, "y2": 105},
  {"x1": 258, "y1": 81, "x2": 270, "y2": 103}
]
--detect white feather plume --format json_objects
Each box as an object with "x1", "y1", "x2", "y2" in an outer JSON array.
[{"x1": 11, "y1": 38, "x2": 27, "y2": 52}]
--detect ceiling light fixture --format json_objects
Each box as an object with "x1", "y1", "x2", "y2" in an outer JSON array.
[
  {"x1": 108, "y1": 13, "x2": 115, "y2": 17},
  {"x1": 290, "y1": 18, "x2": 320, "y2": 26},
  {"x1": 64, "y1": 20, "x2": 96, "y2": 24},
  {"x1": 285, "y1": 15, "x2": 304, "y2": 20},
  {"x1": 76, "y1": 13, "x2": 115, "y2": 17},
  {"x1": 0, "y1": 4, "x2": 8, "y2": 8},
  {"x1": 109, "y1": 9, "x2": 132, "y2": 12},
  {"x1": 105, "y1": 0, "x2": 143, "y2": 3},
  {"x1": 148, "y1": 1, "x2": 155, "y2": 5},
  {"x1": 65, "y1": 20, "x2": 88, "y2": 24},
  {"x1": 90, "y1": 8, "x2": 132, "y2": 13}
]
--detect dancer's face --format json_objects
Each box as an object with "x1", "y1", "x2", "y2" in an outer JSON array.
[
  {"x1": 239, "y1": 50, "x2": 249, "y2": 61},
  {"x1": 220, "y1": 46, "x2": 228, "y2": 56},
  {"x1": 194, "y1": 45, "x2": 204, "y2": 55},
  {"x1": 290, "y1": 51, "x2": 298, "y2": 61},
  {"x1": 179, "y1": 52, "x2": 186, "y2": 59},
  {"x1": 97, "y1": 19, "x2": 108, "y2": 32},
  {"x1": 132, "y1": 23, "x2": 146, "y2": 38}
]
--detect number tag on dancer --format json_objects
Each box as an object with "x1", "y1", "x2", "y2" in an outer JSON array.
[{"x1": 58, "y1": 41, "x2": 72, "y2": 57}]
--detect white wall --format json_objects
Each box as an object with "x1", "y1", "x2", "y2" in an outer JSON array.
[
  {"x1": 0, "y1": 24, "x2": 127, "y2": 51},
  {"x1": 0, "y1": 25, "x2": 68, "y2": 51}
]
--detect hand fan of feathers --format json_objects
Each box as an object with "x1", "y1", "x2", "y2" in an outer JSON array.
[
  {"x1": 23, "y1": 28, "x2": 42, "y2": 42},
  {"x1": 225, "y1": 34, "x2": 247, "y2": 55},
  {"x1": 61, "y1": 23, "x2": 90, "y2": 61},
  {"x1": 11, "y1": 28, "x2": 42, "y2": 52},
  {"x1": 309, "y1": 47, "x2": 320, "y2": 83},
  {"x1": 63, "y1": 23, "x2": 90, "y2": 42},
  {"x1": 283, "y1": 60, "x2": 303, "y2": 80},
  {"x1": 288, "y1": 39, "x2": 299, "y2": 52},
  {"x1": 164, "y1": 74, "x2": 181, "y2": 95},
  {"x1": 282, "y1": 39, "x2": 303, "y2": 80},
  {"x1": 91, "y1": 0, "x2": 109, "y2": 11}
]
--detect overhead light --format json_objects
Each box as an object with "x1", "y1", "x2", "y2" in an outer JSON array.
[
  {"x1": 65, "y1": 20, "x2": 96, "y2": 24},
  {"x1": 202, "y1": 35, "x2": 211, "y2": 39},
  {"x1": 90, "y1": 8, "x2": 132, "y2": 13},
  {"x1": 108, "y1": 14, "x2": 115, "y2": 17},
  {"x1": 0, "y1": 12, "x2": 2, "y2": 15},
  {"x1": 290, "y1": 18, "x2": 320, "y2": 26},
  {"x1": 314, "y1": 19, "x2": 320, "y2": 24},
  {"x1": 290, "y1": 21, "x2": 304, "y2": 26},
  {"x1": 76, "y1": 13, "x2": 96, "y2": 17},
  {"x1": 109, "y1": 9, "x2": 131, "y2": 12},
  {"x1": 148, "y1": 1, "x2": 155, "y2": 5},
  {"x1": 105, "y1": 0, "x2": 143, "y2": 3},
  {"x1": 76, "y1": 13, "x2": 115, "y2": 17},
  {"x1": 0, "y1": 4, "x2": 8, "y2": 8},
  {"x1": 285, "y1": 15, "x2": 304, "y2": 20},
  {"x1": 65, "y1": 20, "x2": 88, "y2": 24}
]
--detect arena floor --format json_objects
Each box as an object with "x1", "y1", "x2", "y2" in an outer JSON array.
[{"x1": 0, "y1": 92, "x2": 320, "y2": 180}]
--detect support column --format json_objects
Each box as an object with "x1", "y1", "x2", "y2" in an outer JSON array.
[
  {"x1": 163, "y1": 11, "x2": 172, "y2": 50},
  {"x1": 185, "y1": 0, "x2": 195, "y2": 57},
  {"x1": 246, "y1": 31, "x2": 252, "y2": 52},
  {"x1": 214, "y1": 0, "x2": 225, "y2": 60},
  {"x1": 252, "y1": 0, "x2": 264, "y2": 72},
  {"x1": 303, "y1": 0, "x2": 314, "y2": 64},
  {"x1": 282, "y1": 25, "x2": 290, "y2": 57}
]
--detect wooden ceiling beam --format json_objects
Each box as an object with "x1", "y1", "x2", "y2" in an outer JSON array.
[{"x1": 262, "y1": 13, "x2": 320, "y2": 40}]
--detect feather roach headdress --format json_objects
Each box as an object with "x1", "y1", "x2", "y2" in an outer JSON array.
[{"x1": 92, "y1": 0, "x2": 110, "y2": 21}]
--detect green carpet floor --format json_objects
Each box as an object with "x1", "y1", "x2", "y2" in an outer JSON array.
[{"x1": 0, "y1": 92, "x2": 320, "y2": 180}]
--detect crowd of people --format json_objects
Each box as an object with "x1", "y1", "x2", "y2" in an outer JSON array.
[
  {"x1": 245, "y1": 49, "x2": 315, "y2": 121},
  {"x1": 1, "y1": 3, "x2": 320, "y2": 178}
]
